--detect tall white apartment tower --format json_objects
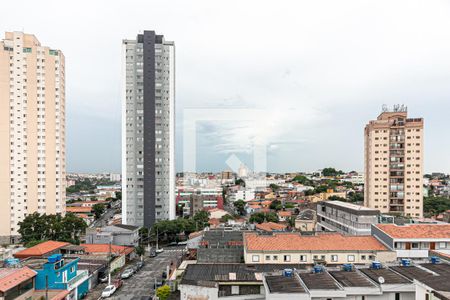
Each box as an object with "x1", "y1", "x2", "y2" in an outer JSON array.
[
  {"x1": 0, "y1": 32, "x2": 66, "y2": 243},
  {"x1": 122, "y1": 31, "x2": 175, "y2": 228},
  {"x1": 364, "y1": 105, "x2": 424, "y2": 218}
]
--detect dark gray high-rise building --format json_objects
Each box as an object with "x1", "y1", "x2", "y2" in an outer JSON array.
[{"x1": 122, "y1": 31, "x2": 175, "y2": 227}]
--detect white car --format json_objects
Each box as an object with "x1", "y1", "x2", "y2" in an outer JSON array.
[
  {"x1": 155, "y1": 248, "x2": 164, "y2": 253},
  {"x1": 101, "y1": 285, "x2": 117, "y2": 298}
]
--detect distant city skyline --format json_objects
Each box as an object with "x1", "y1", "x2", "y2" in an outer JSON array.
[{"x1": 2, "y1": 0, "x2": 450, "y2": 174}]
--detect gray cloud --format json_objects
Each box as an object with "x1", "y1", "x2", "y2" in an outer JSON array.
[{"x1": 2, "y1": 0, "x2": 450, "y2": 173}]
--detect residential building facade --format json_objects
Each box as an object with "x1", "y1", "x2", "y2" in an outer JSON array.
[
  {"x1": 243, "y1": 233, "x2": 396, "y2": 265},
  {"x1": 0, "y1": 32, "x2": 66, "y2": 244},
  {"x1": 316, "y1": 201, "x2": 379, "y2": 235},
  {"x1": 364, "y1": 106, "x2": 424, "y2": 217},
  {"x1": 85, "y1": 224, "x2": 139, "y2": 247},
  {"x1": 122, "y1": 30, "x2": 175, "y2": 227},
  {"x1": 372, "y1": 223, "x2": 450, "y2": 258}
]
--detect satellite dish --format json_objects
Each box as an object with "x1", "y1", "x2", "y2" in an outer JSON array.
[{"x1": 378, "y1": 276, "x2": 385, "y2": 284}]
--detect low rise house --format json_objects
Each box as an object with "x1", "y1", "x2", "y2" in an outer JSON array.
[
  {"x1": 0, "y1": 267, "x2": 37, "y2": 300},
  {"x1": 372, "y1": 223, "x2": 450, "y2": 258},
  {"x1": 85, "y1": 224, "x2": 139, "y2": 246},
  {"x1": 255, "y1": 222, "x2": 287, "y2": 233},
  {"x1": 277, "y1": 211, "x2": 292, "y2": 222},
  {"x1": 317, "y1": 200, "x2": 379, "y2": 235},
  {"x1": 197, "y1": 230, "x2": 244, "y2": 263},
  {"x1": 295, "y1": 209, "x2": 317, "y2": 232},
  {"x1": 22, "y1": 254, "x2": 90, "y2": 300},
  {"x1": 80, "y1": 244, "x2": 135, "y2": 260},
  {"x1": 243, "y1": 232, "x2": 396, "y2": 264},
  {"x1": 180, "y1": 261, "x2": 450, "y2": 300},
  {"x1": 14, "y1": 241, "x2": 70, "y2": 259},
  {"x1": 179, "y1": 263, "x2": 305, "y2": 300}
]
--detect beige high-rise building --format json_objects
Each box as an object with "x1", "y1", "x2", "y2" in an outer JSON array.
[
  {"x1": 0, "y1": 32, "x2": 65, "y2": 243},
  {"x1": 364, "y1": 105, "x2": 423, "y2": 218}
]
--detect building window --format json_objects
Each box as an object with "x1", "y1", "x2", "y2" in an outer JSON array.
[
  {"x1": 284, "y1": 255, "x2": 291, "y2": 262},
  {"x1": 273, "y1": 255, "x2": 278, "y2": 261},
  {"x1": 347, "y1": 255, "x2": 355, "y2": 262},
  {"x1": 411, "y1": 243, "x2": 419, "y2": 249},
  {"x1": 439, "y1": 242, "x2": 447, "y2": 249},
  {"x1": 265, "y1": 255, "x2": 271, "y2": 261},
  {"x1": 361, "y1": 255, "x2": 366, "y2": 260},
  {"x1": 252, "y1": 255, "x2": 260, "y2": 262},
  {"x1": 331, "y1": 255, "x2": 338, "y2": 262},
  {"x1": 300, "y1": 255, "x2": 307, "y2": 262}
]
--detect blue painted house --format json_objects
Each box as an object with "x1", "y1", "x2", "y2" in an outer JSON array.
[{"x1": 24, "y1": 254, "x2": 90, "y2": 300}]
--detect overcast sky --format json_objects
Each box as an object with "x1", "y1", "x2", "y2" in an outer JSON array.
[{"x1": 2, "y1": 0, "x2": 450, "y2": 174}]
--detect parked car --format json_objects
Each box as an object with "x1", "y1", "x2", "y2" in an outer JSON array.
[
  {"x1": 177, "y1": 241, "x2": 188, "y2": 246},
  {"x1": 135, "y1": 261, "x2": 144, "y2": 270},
  {"x1": 168, "y1": 242, "x2": 178, "y2": 247},
  {"x1": 162, "y1": 270, "x2": 167, "y2": 279},
  {"x1": 99, "y1": 274, "x2": 108, "y2": 283},
  {"x1": 149, "y1": 248, "x2": 157, "y2": 257},
  {"x1": 101, "y1": 285, "x2": 117, "y2": 298},
  {"x1": 112, "y1": 278, "x2": 123, "y2": 289},
  {"x1": 156, "y1": 248, "x2": 164, "y2": 253},
  {"x1": 121, "y1": 268, "x2": 134, "y2": 279}
]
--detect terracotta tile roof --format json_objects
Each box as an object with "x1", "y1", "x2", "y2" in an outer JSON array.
[
  {"x1": 376, "y1": 224, "x2": 450, "y2": 239},
  {"x1": 14, "y1": 241, "x2": 69, "y2": 258},
  {"x1": 255, "y1": 222, "x2": 287, "y2": 232},
  {"x1": 208, "y1": 218, "x2": 220, "y2": 226},
  {"x1": 0, "y1": 267, "x2": 36, "y2": 292},
  {"x1": 245, "y1": 233, "x2": 388, "y2": 251},
  {"x1": 278, "y1": 211, "x2": 292, "y2": 217},
  {"x1": 66, "y1": 206, "x2": 92, "y2": 213},
  {"x1": 188, "y1": 231, "x2": 203, "y2": 239},
  {"x1": 80, "y1": 244, "x2": 134, "y2": 256},
  {"x1": 248, "y1": 204, "x2": 261, "y2": 209}
]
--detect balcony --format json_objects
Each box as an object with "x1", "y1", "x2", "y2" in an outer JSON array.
[
  {"x1": 66, "y1": 270, "x2": 89, "y2": 291},
  {"x1": 317, "y1": 211, "x2": 373, "y2": 231}
]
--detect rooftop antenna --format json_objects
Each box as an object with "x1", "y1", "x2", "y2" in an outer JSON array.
[{"x1": 382, "y1": 104, "x2": 388, "y2": 112}]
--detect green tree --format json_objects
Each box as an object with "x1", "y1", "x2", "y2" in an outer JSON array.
[
  {"x1": 287, "y1": 216, "x2": 296, "y2": 228},
  {"x1": 235, "y1": 178, "x2": 245, "y2": 187},
  {"x1": 269, "y1": 200, "x2": 282, "y2": 211},
  {"x1": 293, "y1": 175, "x2": 313, "y2": 186},
  {"x1": 115, "y1": 191, "x2": 122, "y2": 200},
  {"x1": 92, "y1": 203, "x2": 105, "y2": 219},
  {"x1": 249, "y1": 212, "x2": 279, "y2": 224},
  {"x1": 424, "y1": 196, "x2": 450, "y2": 216},
  {"x1": 193, "y1": 211, "x2": 209, "y2": 229},
  {"x1": 269, "y1": 184, "x2": 280, "y2": 192},
  {"x1": 322, "y1": 168, "x2": 344, "y2": 177},
  {"x1": 18, "y1": 212, "x2": 87, "y2": 245},
  {"x1": 233, "y1": 200, "x2": 246, "y2": 215},
  {"x1": 249, "y1": 212, "x2": 265, "y2": 224},
  {"x1": 220, "y1": 214, "x2": 234, "y2": 223},
  {"x1": 135, "y1": 245, "x2": 145, "y2": 256},
  {"x1": 328, "y1": 195, "x2": 347, "y2": 201},
  {"x1": 156, "y1": 285, "x2": 171, "y2": 300}
]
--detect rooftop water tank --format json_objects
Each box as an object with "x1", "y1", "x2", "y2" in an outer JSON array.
[
  {"x1": 313, "y1": 265, "x2": 323, "y2": 273},
  {"x1": 371, "y1": 261, "x2": 382, "y2": 270},
  {"x1": 430, "y1": 256, "x2": 440, "y2": 264},
  {"x1": 283, "y1": 268, "x2": 293, "y2": 277},
  {"x1": 47, "y1": 254, "x2": 62, "y2": 263},
  {"x1": 343, "y1": 264, "x2": 353, "y2": 272},
  {"x1": 401, "y1": 258, "x2": 411, "y2": 267}
]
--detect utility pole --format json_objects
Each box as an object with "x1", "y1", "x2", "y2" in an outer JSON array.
[
  {"x1": 108, "y1": 239, "x2": 112, "y2": 285},
  {"x1": 156, "y1": 227, "x2": 159, "y2": 251}
]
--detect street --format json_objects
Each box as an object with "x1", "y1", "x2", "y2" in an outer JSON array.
[
  {"x1": 90, "y1": 205, "x2": 118, "y2": 228},
  {"x1": 85, "y1": 247, "x2": 185, "y2": 300}
]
